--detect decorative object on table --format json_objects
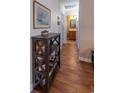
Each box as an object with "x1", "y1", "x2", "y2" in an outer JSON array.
[
  {"x1": 70, "y1": 19, "x2": 76, "y2": 29},
  {"x1": 33, "y1": 1, "x2": 51, "y2": 29},
  {"x1": 32, "y1": 33, "x2": 61, "y2": 93},
  {"x1": 41, "y1": 30, "x2": 49, "y2": 36}
]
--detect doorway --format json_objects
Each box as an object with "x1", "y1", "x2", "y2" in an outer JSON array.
[
  {"x1": 66, "y1": 15, "x2": 76, "y2": 41},
  {"x1": 60, "y1": 0, "x2": 80, "y2": 49}
]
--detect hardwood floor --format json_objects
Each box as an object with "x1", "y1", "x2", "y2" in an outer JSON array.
[{"x1": 32, "y1": 41, "x2": 94, "y2": 93}]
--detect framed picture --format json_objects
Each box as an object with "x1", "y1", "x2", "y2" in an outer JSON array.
[
  {"x1": 33, "y1": 1, "x2": 51, "y2": 29},
  {"x1": 70, "y1": 19, "x2": 76, "y2": 29}
]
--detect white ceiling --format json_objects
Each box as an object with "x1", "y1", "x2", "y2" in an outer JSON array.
[
  {"x1": 60, "y1": 0, "x2": 79, "y2": 8},
  {"x1": 60, "y1": 0, "x2": 79, "y2": 16},
  {"x1": 61, "y1": 0, "x2": 79, "y2": 4}
]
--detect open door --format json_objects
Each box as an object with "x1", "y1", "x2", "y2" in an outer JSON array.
[{"x1": 66, "y1": 16, "x2": 76, "y2": 41}]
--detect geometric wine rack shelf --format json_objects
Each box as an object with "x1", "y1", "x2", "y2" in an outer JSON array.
[{"x1": 31, "y1": 33, "x2": 60, "y2": 93}]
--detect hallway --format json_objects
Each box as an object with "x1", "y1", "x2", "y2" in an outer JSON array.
[{"x1": 32, "y1": 41, "x2": 94, "y2": 93}]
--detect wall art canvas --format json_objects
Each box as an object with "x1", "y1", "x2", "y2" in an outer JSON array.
[
  {"x1": 33, "y1": 1, "x2": 51, "y2": 29},
  {"x1": 70, "y1": 19, "x2": 76, "y2": 29}
]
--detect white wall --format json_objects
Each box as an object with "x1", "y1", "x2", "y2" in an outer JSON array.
[
  {"x1": 30, "y1": 0, "x2": 60, "y2": 91},
  {"x1": 79, "y1": 0, "x2": 94, "y2": 62},
  {"x1": 30, "y1": 0, "x2": 60, "y2": 36}
]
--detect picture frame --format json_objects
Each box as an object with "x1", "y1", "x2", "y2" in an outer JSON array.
[
  {"x1": 33, "y1": 1, "x2": 51, "y2": 29},
  {"x1": 70, "y1": 19, "x2": 76, "y2": 29}
]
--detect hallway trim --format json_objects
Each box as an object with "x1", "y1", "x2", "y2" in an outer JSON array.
[{"x1": 79, "y1": 56, "x2": 92, "y2": 63}]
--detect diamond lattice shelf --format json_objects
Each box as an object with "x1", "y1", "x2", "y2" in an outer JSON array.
[{"x1": 32, "y1": 33, "x2": 60, "y2": 93}]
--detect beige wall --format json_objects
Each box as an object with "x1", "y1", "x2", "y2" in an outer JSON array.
[{"x1": 79, "y1": 0, "x2": 94, "y2": 62}]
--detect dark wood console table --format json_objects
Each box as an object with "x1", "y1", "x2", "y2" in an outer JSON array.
[{"x1": 31, "y1": 33, "x2": 60, "y2": 93}]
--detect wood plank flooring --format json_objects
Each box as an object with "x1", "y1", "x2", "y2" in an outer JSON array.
[{"x1": 32, "y1": 41, "x2": 94, "y2": 93}]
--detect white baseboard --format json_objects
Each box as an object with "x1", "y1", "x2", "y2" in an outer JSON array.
[
  {"x1": 30, "y1": 83, "x2": 33, "y2": 92},
  {"x1": 79, "y1": 56, "x2": 92, "y2": 63}
]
